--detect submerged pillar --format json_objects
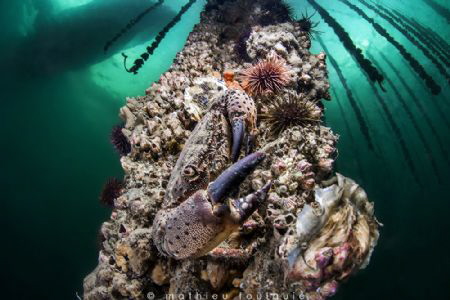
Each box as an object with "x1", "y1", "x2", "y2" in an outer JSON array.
[{"x1": 83, "y1": 1, "x2": 380, "y2": 299}]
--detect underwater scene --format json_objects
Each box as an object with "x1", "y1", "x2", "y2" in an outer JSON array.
[{"x1": 0, "y1": 0, "x2": 449, "y2": 299}]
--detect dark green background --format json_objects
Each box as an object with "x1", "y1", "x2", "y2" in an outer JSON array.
[{"x1": 1, "y1": 0, "x2": 448, "y2": 299}]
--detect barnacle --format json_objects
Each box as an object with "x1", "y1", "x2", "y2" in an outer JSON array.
[
  {"x1": 240, "y1": 53, "x2": 291, "y2": 96},
  {"x1": 99, "y1": 178, "x2": 124, "y2": 208},
  {"x1": 260, "y1": 93, "x2": 322, "y2": 135},
  {"x1": 286, "y1": 174, "x2": 380, "y2": 296}
]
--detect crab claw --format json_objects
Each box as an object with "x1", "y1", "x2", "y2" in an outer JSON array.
[
  {"x1": 226, "y1": 90, "x2": 257, "y2": 161},
  {"x1": 208, "y1": 152, "x2": 266, "y2": 204},
  {"x1": 232, "y1": 119, "x2": 258, "y2": 161},
  {"x1": 231, "y1": 119, "x2": 245, "y2": 162},
  {"x1": 245, "y1": 132, "x2": 257, "y2": 155},
  {"x1": 230, "y1": 181, "x2": 272, "y2": 222},
  {"x1": 152, "y1": 153, "x2": 270, "y2": 260}
]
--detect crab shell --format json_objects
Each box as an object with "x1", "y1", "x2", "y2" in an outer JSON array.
[{"x1": 152, "y1": 89, "x2": 270, "y2": 259}]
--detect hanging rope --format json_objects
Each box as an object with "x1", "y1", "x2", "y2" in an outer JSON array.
[
  {"x1": 123, "y1": 0, "x2": 198, "y2": 74},
  {"x1": 104, "y1": 0, "x2": 165, "y2": 53}
]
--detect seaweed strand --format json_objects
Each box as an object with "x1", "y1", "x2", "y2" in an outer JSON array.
[
  {"x1": 422, "y1": 0, "x2": 450, "y2": 23},
  {"x1": 368, "y1": 53, "x2": 444, "y2": 181},
  {"x1": 104, "y1": 0, "x2": 165, "y2": 53},
  {"x1": 377, "y1": 51, "x2": 450, "y2": 166},
  {"x1": 359, "y1": 72, "x2": 419, "y2": 179},
  {"x1": 382, "y1": 4, "x2": 450, "y2": 64},
  {"x1": 316, "y1": 36, "x2": 376, "y2": 153},
  {"x1": 354, "y1": 49, "x2": 422, "y2": 183},
  {"x1": 320, "y1": 32, "x2": 417, "y2": 178},
  {"x1": 359, "y1": 0, "x2": 449, "y2": 85},
  {"x1": 406, "y1": 16, "x2": 450, "y2": 61},
  {"x1": 398, "y1": 51, "x2": 450, "y2": 129},
  {"x1": 123, "y1": 0, "x2": 198, "y2": 74},
  {"x1": 338, "y1": 0, "x2": 442, "y2": 95},
  {"x1": 329, "y1": 86, "x2": 365, "y2": 180},
  {"x1": 305, "y1": 0, "x2": 384, "y2": 87}
]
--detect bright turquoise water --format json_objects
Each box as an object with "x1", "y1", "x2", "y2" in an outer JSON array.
[{"x1": 1, "y1": 0, "x2": 448, "y2": 299}]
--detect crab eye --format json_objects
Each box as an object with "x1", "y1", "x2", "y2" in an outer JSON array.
[{"x1": 182, "y1": 165, "x2": 198, "y2": 178}]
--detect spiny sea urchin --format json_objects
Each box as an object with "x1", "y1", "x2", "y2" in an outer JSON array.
[
  {"x1": 240, "y1": 54, "x2": 291, "y2": 96},
  {"x1": 296, "y1": 10, "x2": 321, "y2": 38},
  {"x1": 97, "y1": 229, "x2": 106, "y2": 250},
  {"x1": 99, "y1": 178, "x2": 124, "y2": 208},
  {"x1": 260, "y1": 93, "x2": 322, "y2": 135},
  {"x1": 110, "y1": 124, "x2": 131, "y2": 156},
  {"x1": 259, "y1": 0, "x2": 295, "y2": 26},
  {"x1": 234, "y1": 28, "x2": 252, "y2": 62}
]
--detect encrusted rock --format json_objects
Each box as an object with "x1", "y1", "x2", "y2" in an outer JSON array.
[{"x1": 83, "y1": 1, "x2": 379, "y2": 299}]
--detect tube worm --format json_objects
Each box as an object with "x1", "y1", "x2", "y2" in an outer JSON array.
[
  {"x1": 378, "y1": 51, "x2": 450, "y2": 167},
  {"x1": 368, "y1": 53, "x2": 443, "y2": 180},
  {"x1": 384, "y1": 5, "x2": 450, "y2": 65},
  {"x1": 338, "y1": 0, "x2": 442, "y2": 95},
  {"x1": 316, "y1": 36, "x2": 375, "y2": 153},
  {"x1": 305, "y1": 0, "x2": 384, "y2": 87},
  {"x1": 422, "y1": 0, "x2": 450, "y2": 23},
  {"x1": 104, "y1": 0, "x2": 165, "y2": 53},
  {"x1": 359, "y1": 0, "x2": 449, "y2": 85},
  {"x1": 123, "y1": 0, "x2": 198, "y2": 74}
]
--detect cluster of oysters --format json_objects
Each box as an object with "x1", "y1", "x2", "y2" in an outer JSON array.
[{"x1": 83, "y1": 1, "x2": 380, "y2": 299}]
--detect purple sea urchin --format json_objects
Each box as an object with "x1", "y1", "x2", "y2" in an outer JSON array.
[
  {"x1": 99, "y1": 178, "x2": 124, "y2": 208},
  {"x1": 110, "y1": 124, "x2": 131, "y2": 156},
  {"x1": 97, "y1": 229, "x2": 106, "y2": 250},
  {"x1": 240, "y1": 54, "x2": 290, "y2": 96},
  {"x1": 260, "y1": 93, "x2": 322, "y2": 135},
  {"x1": 234, "y1": 29, "x2": 252, "y2": 62}
]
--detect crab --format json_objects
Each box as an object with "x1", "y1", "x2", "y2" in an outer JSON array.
[{"x1": 152, "y1": 89, "x2": 271, "y2": 259}]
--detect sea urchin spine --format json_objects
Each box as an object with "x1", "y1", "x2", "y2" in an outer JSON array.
[
  {"x1": 258, "y1": 0, "x2": 295, "y2": 26},
  {"x1": 99, "y1": 178, "x2": 124, "y2": 208},
  {"x1": 240, "y1": 53, "x2": 291, "y2": 97},
  {"x1": 260, "y1": 93, "x2": 322, "y2": 135},
  {"x1": 296, "y1": 10, "x2": 321, "y2": 38},
  {"x1": 110, "y1": 124, "x2": 131, "y2": 156}
]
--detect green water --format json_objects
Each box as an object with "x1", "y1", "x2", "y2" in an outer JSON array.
[{"x1": 1, "y1": 0, "x2": 448, "y2": 299}]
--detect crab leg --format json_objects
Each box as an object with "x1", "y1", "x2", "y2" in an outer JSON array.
[
  {"x1": 245, "y1": 132, "x2": 257, "y2": 155},
  {"x1": 208, "y1": 152, "x2": 266, "y2": 204}
]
